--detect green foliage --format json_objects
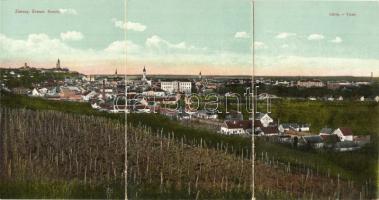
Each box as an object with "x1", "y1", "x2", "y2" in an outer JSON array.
[
  {"x1": 0, "y1": 68, "x2": 80, "y2": 88},
  {"x1": 266, "y1": 99, "x2": 379, "y2": 135},
  {"x1": 0, "y1": 180, "x2": 124, "y2": 199},
  {"x1": 257, "y1": 83, "x2": 379, "y2": 99}
]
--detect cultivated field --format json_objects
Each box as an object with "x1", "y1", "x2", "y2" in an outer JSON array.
[{"x1": 0, "y1": 107, "x2": 369, "y2": 199}]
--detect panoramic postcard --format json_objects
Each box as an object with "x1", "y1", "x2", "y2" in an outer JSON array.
[{"x1": 0, "y1": 0, "x2": 378, "y2": 199}]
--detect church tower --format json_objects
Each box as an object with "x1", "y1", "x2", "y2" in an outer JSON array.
[
  {"x1": 142, "y1": 66, "x2": 147, "y2": 81},
  {"x1": 56, "y1": 59, "x2": 61, "y2": 69},
  {"x1": 115, "y1": 68, "x2": 118, "y2": 75},
  {"x1": 199, "y1": 71, "x2": 202, "y2": 80}
]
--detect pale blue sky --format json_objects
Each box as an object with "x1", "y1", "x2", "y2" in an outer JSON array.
[{"x1": 1, "y1": 0, "x2": 378, "y2": 75}]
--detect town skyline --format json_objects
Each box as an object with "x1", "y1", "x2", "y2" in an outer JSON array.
[{"x1": 1, "y1": 61, "x2": 378, "y2": 78}]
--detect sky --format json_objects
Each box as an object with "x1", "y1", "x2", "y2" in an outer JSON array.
[{"x1": 1, "y1": 0, "x2": 378, "y2": 76}]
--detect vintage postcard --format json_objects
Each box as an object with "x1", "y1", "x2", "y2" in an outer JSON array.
[{"x1": 0, "y1": 0, "x2": 378, "y2": 199}]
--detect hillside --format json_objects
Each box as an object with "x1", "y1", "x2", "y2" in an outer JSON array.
[{"x1": 0, "y1": 108, "x2": 363, "y2": 199}]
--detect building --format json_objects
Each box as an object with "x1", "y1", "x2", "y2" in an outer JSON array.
[
  {"x1": 279, "y1": 123, "x2": 310, "y2": 133},
  {"x1": 332, "y1": 127, "x2": 353, "y2": 141},
  {"x1": 254, "y1": 112, "x2": 273, "y2": 127},
  {"x1": 142, "y1": 66, "x2": 147, "y2": 81},
  {"x1": 179, "y1": 82, "x2": 191, "y2": 93},
  {"x1": 220, "y1": 120, "x2": 252, "y2": 135},
  {"x1": 254, "y1": 123, "x2": 279, "y2": 136},
  {"x1": 56, "y1": 58, "x2": 61, "y2": 69},
  {"x1": 195, "y1": 110, "x2": 218, "y2": 120},
  {"x1": 160, "y1": 81, "x2": 192, "y2": 93},
  {"x1": 300, "y1": 135, "x2": 324, "y2": 149},
  {"x1": 297, "y1": 79, "x2": 324, "y2": 88},
  {"x1": 161, "y1": 81, "x2": 178, "y2": 93}
]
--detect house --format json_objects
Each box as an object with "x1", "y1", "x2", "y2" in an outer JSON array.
[
  {"x1": 360, "y1": 96, "x2": 365, "y2": 102},
  {"x1": 142, "y1": 89, "x2": 165, "y2": 97},
  {"x1": 31, "y1": 88, "x2": 42, "y2": 97},
  {"x1": 254, "y1": 112, "x2": 273, "y2": 127},
  {"x1": 220, "y1": 120, "x2": 252, "y2": 135},
  {"x1": 332, "y1": 127, "x2": 353, "y2": 141},
  {"x1": 38, "y1": 88, "x2": 49, "y2": 95},
  {"x1": 308, "y1": 97, "x2": 317, "y2": 101},
  {"x1": 337, "y1": 96, "x2": 344, "y2": 101},
  {"x1": 255, "y1": 125, "x2": 279, "y2": 136},
  {"x1": 278, "y1": 123, "x2": 292, "y2": 133},
  {"x1": 82, "y1": 91, "x2": 97, "y2": 101},
  {"x1": 320, "y1": 134, "x2": 340, "y2": 147},
  {"x1": 195, "y1": 110, "x2": 218, "y2": 120},
  {"x1": 375, "y1": 96, "x2": 379, "y2": 103},
  {"x1": 292, "y1": 124, "x2": 310, "y2": 132},
  {"x1": 300, "y1": 135, "x2": 324, "y2": 149},
  {"x1": 279, "y1": 123, "x2": 310, "y2": 133},
  {"x1": 91, "y1": 102, "x2": 100, "y2": 109},
  {"x1": 334, "y1": 141, "x2": 360, "y2": 152},
  {"x1": 254, "y1": 120, "x2": 279, "y2": 136}
]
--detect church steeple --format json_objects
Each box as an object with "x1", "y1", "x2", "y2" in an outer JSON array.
[
  {"x1": 56, "y1": 59, "x2": 61, "y2": 69},
  {"x1": 142, "y1": 66, "x2": 147, "y2": 81},
  {"x1": 115, "y1": 68, "x2": 118, "y2": 75},
  {"x1": 199, "y1": 71, "x2": 202, "y2": 80}
]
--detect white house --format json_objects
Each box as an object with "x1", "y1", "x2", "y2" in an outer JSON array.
[
  {"x1": 38, "y1": 88, "x2": 49, "y2": 95},
  {"x1": 255, "y1": 113, "x2": 273, "y2": 127},
  {"x1": 279, "y1": 123, "x2": 310, "y2": 133},
  {"x1": 91, "y1": 102, "x2": 100, "y2": 109},
  {"x1": 375, "y1": 96, "x2": 379, "y2": 103},
  {"x1": 195, "y1": 110, "x2": 218, "y2": 120},
  {"x1": 142, "y1": 90, "x2": 165, "y2": 97},
  {"x1": 82, "y1": 91, "x2": 97, "y2": 101},
  {"x1": 360, "y1": 96, "x2": 365, "y2": 102},
  {"x1": 332, "y1": 128, "x2": 353, "y2": 141},
  {"x1": 308, "y1": 97, "x2": 317, "y2": 101},
  {"x1": 31, "y1": 88, "x2": 42, "y2": 97},
  {"x1": 338, "y1": 96, "x2": 344, "y2": 101},
  {"x1": 327, "y1": 97, "x2": 334, "y2": 101}
]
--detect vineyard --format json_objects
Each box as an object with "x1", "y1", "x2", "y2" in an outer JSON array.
[{"x1": 0, "y1": 107, "x2": 369, "y2": 199}]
